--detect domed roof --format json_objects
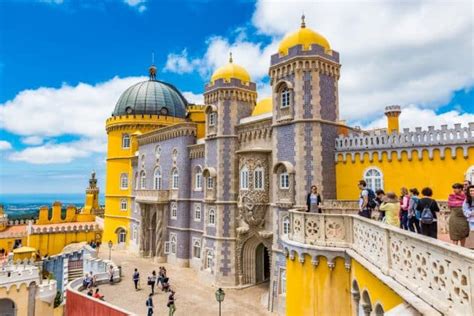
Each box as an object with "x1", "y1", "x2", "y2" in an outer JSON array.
[
  {"x1": 113, "y1": 72, "x2": 188, "y2": 117},
  {"x1": 252, "y1": 97, "x2": 272, "y2": 116},
  {"x1": 210, "y1": 53, "x2": 251, "y2": 84},
  {"x1": 278, "y1": 15, "x2": 331, "y2": 56}
]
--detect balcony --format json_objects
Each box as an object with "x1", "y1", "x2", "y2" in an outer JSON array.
[
  {"x1": 135, "y1": 190, "x2": 169, "y2": 204},
  {"x1": 281, "y1": 210, "x2": 474, "y2": 315}
]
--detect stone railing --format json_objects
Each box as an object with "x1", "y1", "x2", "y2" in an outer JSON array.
[
  {"x1": 135, "y1": 189, "x2": 169, "y2": 204},
  {"x1": 282, "y1": 211, "x2": 474, "y2": 315},
  {"x1": 38, "y1": 279, "x2": 57, "y2": 304},
  {"x1": 0, "y1": 262, "x2": 40, "y2": 289}
]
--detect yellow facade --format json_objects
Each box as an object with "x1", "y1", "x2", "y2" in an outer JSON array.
[
  {"x1": 0, "y1": 284, "x2": 54, "y2": 316},
  {"x1": 187, "y1": 105, "x2": 206, "y2": 139},
  {"x1": 0, "y1": 235, "x2": 27, "y2": 253},
  {"x1": 286, "y1": 255, "x2": 352, "y2": 316},
  {"x1": 336, "y1": 147, "x2": 474, "y2": 200},
  {"x1": 27, "y1": 229, "x2": 96, "y2": 256}
]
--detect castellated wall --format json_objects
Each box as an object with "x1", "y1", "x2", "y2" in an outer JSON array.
[{"x1": 335, "y1": 123, "x2": 474, "y2": 200}]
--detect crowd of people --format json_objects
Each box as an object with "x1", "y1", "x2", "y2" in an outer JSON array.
[{"x1": 355, "y1": 179, "x2": 474, "y2": 246}]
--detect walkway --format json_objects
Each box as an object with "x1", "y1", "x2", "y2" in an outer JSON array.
[{"x1": 93, "y1": 249, "x2": 273, "y2": 316}]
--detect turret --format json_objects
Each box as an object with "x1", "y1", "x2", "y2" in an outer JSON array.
[{"x1": 385, "y1": 105, "x2": 402, "y2": 134}]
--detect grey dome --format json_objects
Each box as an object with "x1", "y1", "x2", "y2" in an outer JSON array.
[{"x1": 113, "y1": 80, "x2": 188, "y2": 117}]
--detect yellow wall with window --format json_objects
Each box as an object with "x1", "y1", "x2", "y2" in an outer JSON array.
[{"x1": 336, "y1": 147, "x2": 474, "y2": 200}]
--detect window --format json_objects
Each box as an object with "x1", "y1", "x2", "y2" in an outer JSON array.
[
  {"x1": 134, "y1": 172, "x2": 139, "y2": 190},
  {"x1": 171, "y1": 202, "x2": 177, "y2": 220},
  {"x1": 154, "y1": 168, "x2": 162, "y2": 190},
  {"x1": 120, "y1": 199, "x2": 127, "y2": 211},
  {"x1": 155, "y1": 145, "x2": 161, "y2": 159},
  {"x1": 164, "y1": 241, "x2": 170, "y2": 254},
  {"x1": 281, "y1": 88, "x2": 291, "y2": 108},
  {"x1": 240, "y1": 166, "x2": 249, "y2": 190},
  {"x1": 364, "y1": 168, "x2": 383, "y2": 191},
  {"x1": 170, "y1": 233, "x2": 177, "y2": 254},
  {"x1": 207, "y1": 177, "x2": 214, "y2": 189},
  {"x1": 122, "y1": 134, "x2": 130, "y2": 149},
  {"x1": 282, "y1": 216, "x2": 290, "y2": 235},
  {"x1": 194, "y1": 204, "x2": 201, "y2": 221},
  {"x1": 172, "y1": 168, "x2": 179, "y2": 189},
  {"x1": 195, "y1": 167, "x2": 203, "y2": 191},
  {"x1": 193, "y1": 239, "x2": 201, "y2": 258},
  {"x1": 279, "y1": 172, "x2": 289, "y2": 189},
  {"x1": 254, "y1": 167, "x2": 264, "y2": 190},
  {"x1": 140, "y1": 171, "x2": 146, "y2": 189},
  {"x1": 209, "y1": 112, "x2": 216, "y2": 126},
  {"x1": 120, "y1": 173, "x2": 129, "y2": 190},
  {"x1": 466, "y1": 166, "x2": 474, "y2": 184},
  {"x1": 280, "y1": 269, "x2": 286, "y2": 294},
  {"x1": 208, "y1": 208, "x2": 216, "y2": 225},
  {"x1": 206, "y1": 250, "x2": 213, "y2": 270},
  {"x1": 117, "y1": 228, "x2": 126, "y2": 243}
]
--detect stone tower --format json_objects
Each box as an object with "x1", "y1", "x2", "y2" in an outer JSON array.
[
  {"x1": 202, "y1": 54, "x2": 257, "y2": 285},
  {"x1": 385, "y1": 105, "x2": 402, "y2": 134}
]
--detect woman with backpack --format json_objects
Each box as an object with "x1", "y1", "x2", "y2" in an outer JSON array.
[
  {"x1": 408, "y1": 188, "x2": 421, "y2": 233},
  {"x1": 400, "y1": 187, "x2": 410, "y2": 230},
  {"x1": 416, "y1": 187, "x2": 440, "y2": 239},
  {"x1": 448, "y1": 183, "x2": 468, "y2": 246}
]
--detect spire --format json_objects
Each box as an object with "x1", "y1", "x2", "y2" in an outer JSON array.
[
  {"x1": 301, "y1": 14, "x2": 306, "y2": 28},
  {"x1": 229, "y1": 52, "x2": 233, "y2": 63},
  {"x1": 149, "y1": 51, "x2": 157, "y2": 80}
]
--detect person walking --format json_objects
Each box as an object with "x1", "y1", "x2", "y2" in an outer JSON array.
[
  {"x1": 148, "y1": 271, "x2": 157, "y2": 295},
  {"x1": 133, "y1": 268, "x2": 140, "y2": 290},
  {"x1": 167, "y1": 289, "x2": 176, "y2": 315},
  {"x1": 379, "y1": 192, "x2": 400, "y2": 227},
  {"x1": 108, "y1": 265, "x2": 114, "y2": 284},
  {"x1": 448, "y1": 183, "x2": 468, "y2": 246},
  {"x1": 146, "y1": 293, "x2": 154, "y2": 316},
  {"x1": 306, "y1": 185, "x2": 322, "y2": 213},
  {"x1": 416, "y1": 187, "x2": 440, "y2": 239},
  {"x1": 375, "y1": 189, "x2": 385, "y2": 221},
  {"x1": 357, "y1": 180, "x2": 376, "y2": 219},
  {"x1": 463, "y1": 185, "x2": 474, "y2": 235},
  {"x1": 408, "y1": 188, "x2": 421, "y2": 233},
  {"x1": 400, "y1": 187, "x2": 410, "y2": 230}
]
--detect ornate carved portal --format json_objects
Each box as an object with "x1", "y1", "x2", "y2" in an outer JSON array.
[{"x1": 139, "y1": 204, "x2": 165, "y2": 260}]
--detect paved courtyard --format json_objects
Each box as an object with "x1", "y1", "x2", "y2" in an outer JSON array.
[{"x1": 94, "y1": 248, "x2": 274, "y2": 316}]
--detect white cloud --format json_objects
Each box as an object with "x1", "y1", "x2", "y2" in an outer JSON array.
[
  {"x1": 0, "y1": 141, "x2": 12, "y2": 151},
  {"x1": 21, "y1": 136, "x2": 44, "y2": 145},
  {"x1": 123, "y1": 0, "x2": 146, "y2": 12},
  {"x1": 182, "y1": 92, "x2": 204, "y2": 105},
  {"x1": 164, "y1": 49, "x2": 200, "y2": 74}
]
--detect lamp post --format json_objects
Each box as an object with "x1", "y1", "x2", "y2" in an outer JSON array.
[
  {"x1": 215, "y1": 288, "x2": 225, "y2": 316},
  {"x1": 108, "y1": 240, "x2": 113, "y2": 260}
]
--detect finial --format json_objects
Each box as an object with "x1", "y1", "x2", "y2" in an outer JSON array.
[
  {"x1": 301, "y1": 14, "x2": 306, "y2": 28},
  {"x1": 229, "y1": 52, "x2": 233, "y2": 63},
  {"x1": 91, "y1": 170, "x2": 96, "y2": 179},
  {"x1": 149, "y1": 51, "x2": 157, "y2": 80}
]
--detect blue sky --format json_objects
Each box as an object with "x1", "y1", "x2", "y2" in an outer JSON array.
[{"x1": 0, "y1": 0, "x2": 473, "y2": 194}]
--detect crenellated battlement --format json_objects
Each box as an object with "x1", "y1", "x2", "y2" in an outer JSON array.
[{"x1": 335, "y1": 123, "x2": 474, "y2": 162}]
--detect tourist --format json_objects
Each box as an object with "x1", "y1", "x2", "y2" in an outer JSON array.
[
  {"x1": 463, "y1": 185, "x2": 474, "y2": 235},
  {"x1": 357, "y1": 180, "x2": 376, "y2": 218},
  {"x1": 161, "y1": 276, "x2": 170, "y2": 292},
  {"x1": 400, "y1": 187, "x2": 410, "y2": 230},
  {"x1": 416, "y1": 187, "x2": 440, "y2": 239},
  {"x1": 167, "y1": 289, "x2": 176, "y2": 315},
  {"x1": 90, "y1": 271, "x2": 96, "y2": 288},
  {"x1": 83, "y1": 273, "x2": 92, "y2": 289},
  {"x1": 448, "y1": 183, "x2": 468, "y2": 246},
  {"x1": 306, "y1": 185, "x2": 322, "y2": 213},
  {"x1": 108, "y1": 265, "x2": 114, "y2": 284},
  {"x1": 379, "y1": 192, "x2": 400, "y2": 227},
  {"x1": 148, "y1": 270, "x2": 157, "y2": 294},
  {"x1": 408, "y1": 188, "x2": 421, "y2": 233},
  {"x1": 375, "y1": 189, "x2": 385, "y2": 221},
  {"x1": 464, "y1": 180, "x2": 472, "y2": 195},
  {"x1": 133, "y1": 268, "x2": 140, "y2": 290},
  {"x1": 146, "y1": 293, "x2": 154, "y2": 316},
  {"x1": 157, "y1": 267, "x2": 165, "y2": 289},
  {"x1": 87, "y1": 288, "x2": 93, "y2": 296},
  {"x1": 93, "y1": 288, "x2": 104, "y2": 300}
]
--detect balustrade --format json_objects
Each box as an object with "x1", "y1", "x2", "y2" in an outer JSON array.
[{"x1": 135, "y1": 189, "x2": 169, "y2": 204}]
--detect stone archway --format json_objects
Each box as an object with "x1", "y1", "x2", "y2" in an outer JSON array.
[
  {"x1": 240, "y1": 236, "x2": 271, "y2": 285},
  {"x1": 0, "y1": 299, "x2": 16, "y2": 316},
  {"x1": 255, "y1": 243, "x2": 270, "y2": 283}
]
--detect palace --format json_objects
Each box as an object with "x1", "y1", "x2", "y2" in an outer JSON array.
[{"x1": 102, "y1": 16, "x2": 474, "y2": 315}]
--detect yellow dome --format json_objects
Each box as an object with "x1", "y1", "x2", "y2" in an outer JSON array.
[
  {"x1": 210, "y1": 53, "x2": 251, "y2": 84},
  {"x1": 252, "y1": 97, "x2": 272, "y2": 116},
  {"x1": 278, "y1": 16, "x2": 331, "y2": 55}
]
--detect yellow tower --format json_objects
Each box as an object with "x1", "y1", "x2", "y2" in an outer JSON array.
[
  {"x1": 103, "y1": 66, "x2": 188, "y2": 245},
  {"x1": 385, "y1": 105, "x2": 402, "y2": 134}
]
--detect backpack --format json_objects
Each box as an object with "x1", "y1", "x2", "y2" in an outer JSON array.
[
  {"x1": 420, "y1": 200, "x2": 434, "y2": 224},
  {"x1": 366, "y1": 189, "x2": 377, "y2": 209},
  {"x1": 409, "y1": 196, "x2": 419, "y2": 218}
]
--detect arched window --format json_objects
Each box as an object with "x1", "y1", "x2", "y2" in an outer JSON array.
[
  {"x1": 282, "y1": 216, "x2": 290, "y2": 235},
  {"x1": 170, "y1": 233, "x2": 177, "y2": 254},
  {"x1": 279, "y1": 172, "x2": 289, "y2": 189},
  {"x1": 466, "y1": 165, "x2": 474, "y2": 184},
  {"x1": 280, "y1": 88, "x2": 291, "y2": 108},
  {"x1": 374, "y1": 304, "x2": 384, "y2": 316},
  {"x1": 122, "y1": 134, "x2": 130, "y2": 149},
  {"x1": 140, "y1": 171, "x2": 146, "y2": 189},
  {"x1": 206, "y1": 250, "x2": 213, "y2": 270},
  {"x1": 240, "y1": 166, "x2": 249, "y2": 190},
  {"x1": 120, "y1": 173, "x2": 129, "y2": 190},
  {"x1": 208, "y1": 112, "x2": 216, "y2": 126},
  {"x1": 120, "y1": 199, "x2": 127, "y2": 211},
  {"x1": 208, "y1": 208, "x2": 216, "y2": 225},
  {"x1": 117, "y1": 228, "x2": 126, "y2": 243},
  {"x1": 194, "y1": 204, "x2": 201, "y2": 221},
  {"x1": 195, "y1": 167, "x2": 203, "y2": 191},
  {"x1": 172, "y1": 168, "x2": 179, "y2": 189},
  {"x1": 134, "y1": 172, "x2": 139, "y2": 190},
  {"x1": 154, "y1": 168, "x2": 162, "y2": 190},
  {"x1": 155, "y1": 145, "x2": 161, "y2": 159},
  {"x1": 254, "y1": 167, "x2": 264, "y2": 190},
  {"x1": 280, "y1": 269, "x2": 286, "y2": 294},
  {"x1": 364, "y1": 168, "x2": 383, "y2": 191},
  {"x1": 171, "y1": 202, "x2": 178, "y2": 219},
  {"x1": 193, "y1": 238, "x2": 201, "y2": 258},
  {"x1": 207, "y1": 177, "x2": 214, "y2": 189}
]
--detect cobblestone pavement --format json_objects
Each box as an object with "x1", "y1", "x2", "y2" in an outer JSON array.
[{"x1": 94, "y1": 249, "x2": 274, "y2": 316}]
